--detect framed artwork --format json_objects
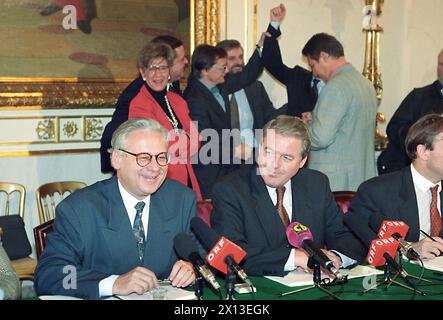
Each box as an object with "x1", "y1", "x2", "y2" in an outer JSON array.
[{"x1": 0, "y1": 0, "x2": 221, "y2": 109}]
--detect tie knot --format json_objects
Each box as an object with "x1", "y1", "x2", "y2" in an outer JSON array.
[
  {"x1": 210, "y1": 86, "x2": 220, "y2": 94},
  {"x1": 431, "y1": 185, "x2": 440, "y2": 197},
  {"x1": 313, "y1": 78, "x2": 320, "y2": 86},
  {"x1": 135, "y1": 201, "x2": 145, "y2": 213},
  {"x1": 276, "y1": 186, "x2": 286, "y2": 202}
]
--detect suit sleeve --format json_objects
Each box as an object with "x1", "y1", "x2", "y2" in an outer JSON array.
[
  {"x1": 34, "y1": 201, "x2": 108, "y2": 299},
  {"x1": 262, "y1": 24, "x2": 292, "y2": 85},
  {"x1": 211, "y1": 183, "x2": 291, "y2": 276},
  {"x1": 223, "y1": 50, "x2": 264, "y2": 94},
  {"x1": 386, "y1": 90, "x2": 420, "y2": 150},
  {"x1": 318, "y1": 175, "x2": 367, "y2": 263}
]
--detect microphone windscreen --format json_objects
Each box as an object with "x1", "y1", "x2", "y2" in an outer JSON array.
[
  {"x1": 191, "y1": 216, "x2": 219, "y2": 251},
  {"x1": 286, "y1": 222, "x2": 313, "y2": 248},
  {"x1": 174, "y1": 233, "x2": 199, "y2": 260}
]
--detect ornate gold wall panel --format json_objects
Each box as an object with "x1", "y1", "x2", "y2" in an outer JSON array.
[{"x1": 193, "y1": 0, "x2": 221, "y2": 47}]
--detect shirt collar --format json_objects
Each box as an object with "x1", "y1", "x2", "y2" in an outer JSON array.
[
  {"x1": 410, "y1": 164, "x2": 442, "y2": 193},
  {"x1": 117, "y1": 179, "x2": 151, "y2": 215}
]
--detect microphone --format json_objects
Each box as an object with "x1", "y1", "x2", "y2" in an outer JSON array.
[
  {"x1": 190, "y1": 217, "x2": 252, "y2": 287},
  {"x1": 368, "y1": 214, "x2": 420, "y2": 260},
  {"x1": 344, "y1": 212, "x2": 411, "y2": 279},
  {"x1": 286, "y1": 222, "x2": 344, "y2": 280},
  {"x1": 173, "y1": 233, "x2": 220, "y2": 291}
]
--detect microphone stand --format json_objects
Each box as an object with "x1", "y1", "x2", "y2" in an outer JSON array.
[
  {"x1": 390, "y1": 252, "x2": 432, "y2": 285},
  {"x1": 194, "y1": 274, "x2": 205, "y2": 300},
  {"x1": 361, "y1": 260, "x2": 422, "y2": 295},
  {"x1": 279, "y1": 257, "x2": 342, "y2": 300},
  {"x1": 225, "y1": 258, "x2": 236, "y2": 300}
]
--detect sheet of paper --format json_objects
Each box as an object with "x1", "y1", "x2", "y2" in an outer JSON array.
[
  {"x1": 411, "y1": 255, "x2": 443, "y2": 272},
  {"x1": 265, "y1": 265, "x2": 383, "y2": 287},
  {"x1": 117, "y1": 285, "x2": 196, "y2": 300},
  {"x1": 39, "y1": 295, "x2": 83, "y2": 300}
]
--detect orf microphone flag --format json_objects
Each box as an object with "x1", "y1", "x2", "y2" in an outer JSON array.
[{"x1": 190, "y1": 217, "x2": 251, "y2": 286}]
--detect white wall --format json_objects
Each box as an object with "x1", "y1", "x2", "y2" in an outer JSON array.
[{"x1": 223, "y1": 0, "x2": 443, "y2": 132}]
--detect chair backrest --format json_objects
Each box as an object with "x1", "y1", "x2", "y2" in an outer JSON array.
[
  {"x1": 197, "y1": 200, "x2": 213, "y2": 226},
  {"x1": 33, "y1": 219, "x2": 55, "y2": 259},
  {"x1": 36, "y1": 181, "x2": 86, "y2": 223},
  {"x1": 0, "y1": 182, "x2": 26, "y2": 218},
  {"x1": 332, "y1": 191, "x2": 357, "y2": 214}
]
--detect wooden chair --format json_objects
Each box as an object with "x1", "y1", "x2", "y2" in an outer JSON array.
[
  {"x1": 332, "y1": 191, "x2": 357, "y2": 214},
  {"x1": 33, "y1": 219, "x2": 55, "y2": 259},
  {"x1": 0, "y1": 181, "x2": 36, "y2": 281},
  {"x1": 197, "y1": 199, "x2": 213, "y2": 226},
  {"x1": 36, "y1": 181, "x2": 86, "y2": 224}
]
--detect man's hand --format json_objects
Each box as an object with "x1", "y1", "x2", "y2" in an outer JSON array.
[
  {"x1": 270, "y1": 3, "x2": 286, "y2": 23},
  {"x1": 257, "y1": 32, "x2": 271, "y2": 48},
  {"x1": 301, "y1": 112, "x2": 312, "y2": 124},
  {"x1": 294, "y1": 248, "x2": 311, "y2": 273},
  {"x1": 112, "y1": 267, "x2": 158, "y2": 296},
  {"x1": 322, "y1": 249, "x2": 342, "y2": 270},
  {"x1": 168, "y1": 260, "x2": 196, "y2": 288},
  {"x1": 411, "y1": 237, "x2": 443, "y2": 259}
]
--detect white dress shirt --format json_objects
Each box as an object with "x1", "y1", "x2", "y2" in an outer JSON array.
[
  {"x1": 265, "y1": 181, "x2": 355, "y2": 271},
  {"x1": 410, "y1": 164, "x2": 442, "y2": 238},
  {"x1": 98, "y1": 180, "x2": 151, "y2": 297}
]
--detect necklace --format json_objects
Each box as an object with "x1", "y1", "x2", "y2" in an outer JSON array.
[{"x1": 164, "y1": 95, "x2": 180, "y2": 135}]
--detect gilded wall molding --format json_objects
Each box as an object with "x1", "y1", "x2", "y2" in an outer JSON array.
[
  {"x1": 0, "y1": 78, "x2": 131, "y2": 110},
  {"x1": 194, "y1": 0, "x2": 220, "y2": 47}
]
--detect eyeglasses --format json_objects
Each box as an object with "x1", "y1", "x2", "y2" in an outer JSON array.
[
  {"x1": 146, "y1": 65, "x2": 169, "y2": 74},
  {"x1": 119, "y1": 149, "x2": 169, "y2": 167},
  {"x1": 210, "y1": 65, "x2": 227, "y2": 70}
]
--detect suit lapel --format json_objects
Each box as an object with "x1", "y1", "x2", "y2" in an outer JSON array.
[
  {"x1": 290, "y1": 174, "x2": 315, "y2": 230},
  {"x1": 249, "y1": 168, "x2": 284, "y2": 245},
  {"x1": 143, "y1": 184, "x2": 176, "y2": 269},
  {"x1": 101, "y1": 177, "x2": 140, "y2": 269},
  {"x1": 195, "y1": 81, "x2": 230, "y2": 126},
  {"x1": 399, "y1": 168, "x2": 421, "y2": 241}
]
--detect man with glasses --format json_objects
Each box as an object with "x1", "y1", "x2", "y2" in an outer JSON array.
[
  {"x1": 35, "y1": 118, "x2": 197, "y2": 299},
  {"x1": 184, "y1": 43, "x2": 266, "y2": 199}
]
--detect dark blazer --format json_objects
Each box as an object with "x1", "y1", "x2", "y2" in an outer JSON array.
[
  {"x1": 99, "y1": 76, "x2": 181, "y2": 173},
  {"x1": 349, "y1": 166, "x2": 443, "y2": 242},
  {"x1": 34, "y1": 176, "x2": 197, "y2": 299},
  {"x1": 210, "y1": 166, "x2": 367, "y2": 276},
  {"x1": 184, "y1": 49, "x2": 266, "y2": 199},
  {"x1": 262, "y1": 24, "x2": 316, "y2": 118},
  {"x1": 243, "y1": 80, "x2": 281, "y2": 129},
  {"x1": 378, "y1": 80, "x2": 443, "y2": 174}
]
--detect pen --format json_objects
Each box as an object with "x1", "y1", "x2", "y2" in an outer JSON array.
[
  {"x1": 158, "y1": 279, "x2": 172, "y2": 286},
  {"x1": 420, "y1": 229, "x2": 437, "y2": 242}
]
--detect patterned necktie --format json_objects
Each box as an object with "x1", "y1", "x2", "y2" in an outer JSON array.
[
  {"x1": 133, "y1": 201, "x2": 146, "y2": 260},
  {"x1": 230, "y1": 94, "x2": 240, "y2": 129},
  {"x1": 312, "y1": 78, "x2": 320, "y2": 99},
  {"x1": 430, "y1": 186, "x2": 442, "y2": 237},
  {"x1": 276, "y1": 187, "x2": 290, "y2": 227}
]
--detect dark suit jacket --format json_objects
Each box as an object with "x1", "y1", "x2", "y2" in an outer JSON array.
[
  {"x1": 349, "y1": 166, "x2": 443, "y2": 242},
  {"x1": 243, "y1": 80, "x2": 280, "y2": 129},
  {"x1": 210, "y1": 166, "x2": 367, "y2": 276},
  {"x1": 262, "y1": 24, "x2": 316, "y2": 118},
  {"x1": 99, "y1": 76, "x2": 181, "y2": 173},
  {"x1": 378, "y1": 80, "x2": 443, "y2": 174},
  {"x1": 184, "y1": 49, "x2": 267, "y2": 199},
  {"x1": 34, "y1": 177, "x2": 197, "y2": 299}
]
